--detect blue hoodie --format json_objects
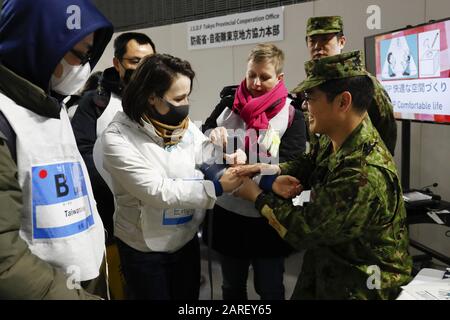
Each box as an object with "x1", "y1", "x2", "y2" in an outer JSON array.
[{"x1": 0, "y1": 0, "x2": 113, "y2": 92}]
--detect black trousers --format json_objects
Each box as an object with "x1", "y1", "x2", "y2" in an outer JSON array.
[{"x1": 116, "y1": 235, "x2": 200, "y2": 300}]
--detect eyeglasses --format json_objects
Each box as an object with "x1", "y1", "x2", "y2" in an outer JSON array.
[{"x1": 70, "y1": 49, "x2": 92, "y2": 65}]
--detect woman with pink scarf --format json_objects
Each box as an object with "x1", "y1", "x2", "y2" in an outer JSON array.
[{"x1": 202, "y1": 44, "x2": 307, "y2": 300}]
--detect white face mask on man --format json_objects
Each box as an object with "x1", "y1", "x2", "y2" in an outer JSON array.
[{"x1": 50, "y1": 57, "x2": 91, "y2": 95}]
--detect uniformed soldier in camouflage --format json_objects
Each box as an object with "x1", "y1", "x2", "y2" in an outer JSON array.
[
  {"x1": 301, "y1": 16, "x2": 397, "y2": 155},
  {"x1": 235, "y1": 51, "x2": 412, "y2": 300}
]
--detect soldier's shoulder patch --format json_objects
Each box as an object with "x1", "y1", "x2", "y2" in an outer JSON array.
[{"x1": 261, "y1": 204, "x2": 288, "y2": 238}]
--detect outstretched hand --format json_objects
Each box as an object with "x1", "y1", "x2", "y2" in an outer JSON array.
[{"x1": 273, "y1": 175, "x2": 302, "y2": 199}]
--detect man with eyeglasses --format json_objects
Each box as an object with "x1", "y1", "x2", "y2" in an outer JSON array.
[
  {"x1": 302, "y1": 16, "x2": 397, "y2": 156},
  {"x1": 0, "y1": 0, "x2": 113, "y2": 299}
]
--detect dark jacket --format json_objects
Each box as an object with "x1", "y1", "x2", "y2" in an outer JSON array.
[
  {"x1": 0, "y1": 0, "x2": 113, "y2": 299},
  {"x1": 202, "y1": 85, "x2": 307, "y2": 258},
  {"x1": 71, "y1": 67, "x2": 122, "y2": 238}
]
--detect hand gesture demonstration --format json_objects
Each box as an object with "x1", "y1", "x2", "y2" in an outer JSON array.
[
  {"x1": 273, "y1": 175, "x2": 302, "y2": 199},
  {"x1": 219, "y1": 167, "x2": 243, "y2": 193}
]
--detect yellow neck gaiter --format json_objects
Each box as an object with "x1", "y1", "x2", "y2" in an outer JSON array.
[{"x1": 142, "y1": 114, "x2": 189, "y2": 146}]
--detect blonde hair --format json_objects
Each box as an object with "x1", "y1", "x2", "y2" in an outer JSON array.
[{"x1": 247, "y1": 43, "x2": 285, "y2": 75}]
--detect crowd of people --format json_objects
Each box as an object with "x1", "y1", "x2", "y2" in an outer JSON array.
[{"x1": 0, "y1": 0, "x2": 412, "y2": 300}]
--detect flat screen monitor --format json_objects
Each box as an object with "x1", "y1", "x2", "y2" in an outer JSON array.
[{"x1": 365, "y1": 18, "x2": 450, "y2": 124}]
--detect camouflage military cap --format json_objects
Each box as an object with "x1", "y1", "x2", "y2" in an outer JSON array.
[
  {"x1": 291, "y1": 50, "x2": 367, "y2": 94},
  {"x1": 306, "y1": 16, "x2": 343, "y2": 37}
]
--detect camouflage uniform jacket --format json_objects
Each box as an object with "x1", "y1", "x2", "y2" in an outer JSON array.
[
  {"x1": 368, "y1": 74, "x2": 397, "y2": 155},
  {"x1": 255, "y1": 117, "x2": 412, "y2": 299}
]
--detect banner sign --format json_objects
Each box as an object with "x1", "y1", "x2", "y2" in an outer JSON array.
[{"x1": 187, "y1": 7, "x2": 284, "y2": 50}]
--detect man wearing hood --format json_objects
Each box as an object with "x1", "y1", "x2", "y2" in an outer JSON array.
[
  {"x1": 0, "y1": 0, "x2": 113, "y2": 299},
  {"x1": 71, "y1": 32, "x2": 155, "y2": 238}
]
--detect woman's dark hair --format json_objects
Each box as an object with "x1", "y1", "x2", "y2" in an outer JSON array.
[{"x1": 122, "y1": 53, "x2": 195, "y2": 124}]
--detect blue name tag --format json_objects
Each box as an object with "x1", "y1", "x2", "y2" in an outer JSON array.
[
  {"x1": 161, "y1": 177, "x2": 202, "y2": 225},
  {"x1": 162, "y1": 209, "x2": 195, "y2": 225},
  {"x1": 32, "y1": 162, "x2": 94, "y2": 239}
]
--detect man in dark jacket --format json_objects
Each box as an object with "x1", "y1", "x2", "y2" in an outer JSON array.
[
  {"x1": 0, "y1": 0, "x2": 113, "y2": 299},
  {"x1": 71, "y1": 32, "x2": 155, "y2": 238}
]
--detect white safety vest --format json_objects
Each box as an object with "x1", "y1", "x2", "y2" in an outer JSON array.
[
  {"x1": 0, "y1": 95, "x2": 105, "y2": 281},
  {"x1": 215, "y1": 98, "x2": 291, "y2": 218}
]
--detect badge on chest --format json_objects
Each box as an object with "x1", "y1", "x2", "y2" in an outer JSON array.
[{"x1": 31, "y1": 162, "x2": 94, "y2": 239}]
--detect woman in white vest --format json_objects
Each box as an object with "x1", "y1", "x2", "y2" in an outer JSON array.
[
  {"x1": 201, "y1": 44, "x2": 307, "y2": 300},
  {"x1": 101, "y1": 53, "x2": 242, "y2": 300},
  {"x1": 72, "y1": 32, "x2": 156, "y2": 240}
]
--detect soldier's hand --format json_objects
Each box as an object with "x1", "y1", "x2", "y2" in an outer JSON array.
[
  {"x1": 273, "y1": 175, "x2": 302, "y2": 199},
  {"x1": 232, "y1": 177, "x2": 262, "y2": 202},
  {"x1": 219, "y1": 168, "x2": 243, "y2": 193}
]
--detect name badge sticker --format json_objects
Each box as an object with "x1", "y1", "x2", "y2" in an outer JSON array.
[
  {"x1": 32, "y1": 162, "x2": 94, "y2": 239},
  {"x1": 161, "y1": 177, "x2": 201, "y2": 225},
  {"x1": 162, "y1": 208, "x2": 195, "y2": 225}
]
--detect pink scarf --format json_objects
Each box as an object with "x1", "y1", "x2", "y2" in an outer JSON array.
[
  {"x1": 232, "y1": 79, "x2": 288, "y2": 155},
  {"x1": 232, "y1": 79, "x2": 288, "y2": 131}
]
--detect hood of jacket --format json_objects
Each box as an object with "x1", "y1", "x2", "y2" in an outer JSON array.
[{"x1": 0, "y1": 0, "x2": 113, "y2": 93}]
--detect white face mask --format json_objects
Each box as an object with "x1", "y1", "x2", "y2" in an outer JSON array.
[{"x1": 50, "y1": 57, "x2": 91, "y2": 95}]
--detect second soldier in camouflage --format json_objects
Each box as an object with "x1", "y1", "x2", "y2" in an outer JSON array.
[{"x1": 302, "y1": 16, "x2": 397, "y2": 155}]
